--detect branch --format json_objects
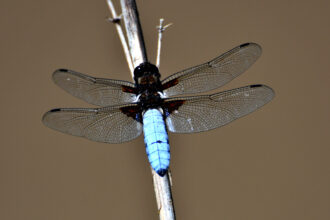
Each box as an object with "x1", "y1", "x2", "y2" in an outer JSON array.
[
  {"x1": 120, "y1": 0, "x2": 148, "y2": 64},
  {"x1": 110, "y1": 0, "x2": 176, "y2": 219},
  {"x1": 106, "y1": 0, "x2": 134, "y2": 77},
  {"x1": 156, "y1": 18, "x2": 172, "y2": 67}
]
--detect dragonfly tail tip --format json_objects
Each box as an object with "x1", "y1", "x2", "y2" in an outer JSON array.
[{"x1": 157, "y1": 169, "x2": 167, "y2": 177}]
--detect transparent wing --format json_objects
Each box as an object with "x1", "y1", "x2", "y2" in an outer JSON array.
[
  {"x1": 161, "y1": 43, "x2": 262, "y2": 97},
  {"x1": 164, "y1": 84, "x2": 274, "y2": 133},
  {"x1": 42, "y1": 104, "x2": 142, "y2": 143},
  {"x1": 53, "y1": 69, "x2": 137, "y2": 106}
]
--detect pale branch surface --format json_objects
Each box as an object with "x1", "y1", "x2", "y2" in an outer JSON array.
[{"x1": 120, "y1": 0, "x2": 148, "y2": 65}]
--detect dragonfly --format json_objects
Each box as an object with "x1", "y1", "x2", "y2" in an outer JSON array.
[{"x1": 42, "y1": 42, "x2": 274, "y2": 176}]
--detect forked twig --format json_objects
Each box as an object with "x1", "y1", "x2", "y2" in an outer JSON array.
[
  {"x1": 107, "y1": 0, "x2": 176, "y2": 219},
  {"x1": 106, "y1": 0, "x2": 134, "y2": 76},
  {"x1": 156, "y1": 18, "x2": 172, "y2": 67}
]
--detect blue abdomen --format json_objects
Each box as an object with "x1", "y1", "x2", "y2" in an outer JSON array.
[{"x1": 143, "y1": 109, "x2": 170, "y2": 176}]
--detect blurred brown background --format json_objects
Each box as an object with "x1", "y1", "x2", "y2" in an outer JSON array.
[{"x1": 1, "y1": 0, "x2": 330, "y2": 219}]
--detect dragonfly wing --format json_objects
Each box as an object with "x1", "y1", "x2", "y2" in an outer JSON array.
[
  {"x1": 164, "y1": 84, "x2": 274, "y2": 133},
  {"x1": 161, "y1": 43, "x2": 262, "y2": 97},
  {"x1": 42, "y1": 104, "x2": 142, "y2": 143},
  {"x1": 53, "y1": 69, "x2": 137, "y2": 106}
]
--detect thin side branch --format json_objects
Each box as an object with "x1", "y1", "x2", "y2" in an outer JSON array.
[
  {"x1": 156, "y1": 19, "x2": 172, "y2": 67},
  {"x1": 106, "y1": 0, "x2": 134, "y2": 77}
]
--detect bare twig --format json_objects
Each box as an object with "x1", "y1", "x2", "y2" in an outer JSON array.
[
  {"x1": 118, "y1": 0, "x2": 176, "y2": 219},
  {"x1": 156, "y1": 18, "x2": 172, "y2": 67},
  {"x1": 106, "y1": 0, "x2": 134, "y2": 76}
]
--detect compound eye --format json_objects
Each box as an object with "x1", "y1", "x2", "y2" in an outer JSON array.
[{"x1": 138, "y1": 77, "x2": 147, "y2": 84}]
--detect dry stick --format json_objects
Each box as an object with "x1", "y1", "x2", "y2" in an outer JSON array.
[
  {"x1": 106, "y1": 0, "x2": 134, "y2": 76},
  {"x1": 119, "y1": 0, "x2": 176, "y2": 219},
  {"x1": 120, "y1": 0, "x2": 147, "y2": 64}
]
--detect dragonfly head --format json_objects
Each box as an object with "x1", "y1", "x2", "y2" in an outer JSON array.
[{"x1": 134, "y1": 62, "x2": 161, "y2": 87}]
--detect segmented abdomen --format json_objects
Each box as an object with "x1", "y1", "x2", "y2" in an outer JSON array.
[{"x1": 143, "y1": 109, "x2": 170, "y2": 176}]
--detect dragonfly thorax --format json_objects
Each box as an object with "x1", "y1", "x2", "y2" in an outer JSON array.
[
  {"x1": 138, "y1": 90, "x2": 163, "y2": 109},
  {"x1": 134, "y1": 62, "x2": 163, "y2": 109}
]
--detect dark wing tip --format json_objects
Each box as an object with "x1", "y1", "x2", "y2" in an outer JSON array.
[
  {"x1": 240, "y1": 42, "x2": 262, "y2": 54},
  {"x1": 52, "y1": 68, "x2": 95, "y2": 83},
  {"x1": 239, "y1": 42, "x2": 260, "y2": 48},
  {"x1": 52, "y1": 69, "x2": 69, "y2": 80},
  {"x1": 240, "y1": 42, "x2": 251, "y2": 48},
  {"x1": 250, "y1": 84, "x2": 263, "y2": 88},
  {"x1": 42, "y1": 108, "x2": 61, "y2": 123},
  {"x1": 49, "y1": 108, "x2": 61, "y2": 112},
  {"x1": 250, "y1": 84, "x2": 275, "y2": 100}
]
